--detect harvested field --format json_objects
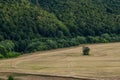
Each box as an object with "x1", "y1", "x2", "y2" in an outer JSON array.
[{"x1": 0, "y1": 43, "x2": 120, "y2": 80}]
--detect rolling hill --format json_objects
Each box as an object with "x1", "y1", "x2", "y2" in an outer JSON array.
[{"x1": 0, "y1": 0, "x2": 120, "y2": 56}]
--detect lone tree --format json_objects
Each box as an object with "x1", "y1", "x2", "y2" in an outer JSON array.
[{"x1": 82, "y1": 46, "x2": 90, "y2": 55}]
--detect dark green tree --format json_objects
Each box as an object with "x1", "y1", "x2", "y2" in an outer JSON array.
[{"x1": 82, "y1": 46, "x2": 90, "y2": 55}]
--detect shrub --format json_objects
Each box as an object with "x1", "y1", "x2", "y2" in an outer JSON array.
[
  {"x1": 0, "y1": 54, "x2": 4, "y2": 59},
  {"x1": 46, "y1": 40, "x2": 58, "y2": 49},
  {"x1": 82, "y1": 46, "x2": 90, "y2": 55},
  {"x1": 37, "y1": 44, "x2": 48, "y2": 51},
  {"x1": 8, "y1": 75, "x2": 14, "y2": 80},
  {"x1": 77, "y1": 36, "x2": 87, "y2": 44},
  {"x1": 0, "y1": 40, "x2": 15, "y2": 56},
  {"x1": 25, "y1": 41, "x2": 46, "y2": 52},
  {"x1": 70, "y1": 38, "x2": 79, "y2": 46},
  {"x1": 0, "y1": 45, "x2": 7, "y2": 56},
  {"x1": 6, "y1": 52, "x2": 20, "y2": 58},
  {"x1": 0, "y1": 40, "x2": 15, "y2": 52}
]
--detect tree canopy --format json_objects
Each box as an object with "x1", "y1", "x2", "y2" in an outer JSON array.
[{"x1": 0, "y1": 0, "x2": 120, "y2": 55}]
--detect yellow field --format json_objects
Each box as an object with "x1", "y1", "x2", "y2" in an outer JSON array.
[{"x1": 0, "y1": 42, "x2": 120, "y2": 80}]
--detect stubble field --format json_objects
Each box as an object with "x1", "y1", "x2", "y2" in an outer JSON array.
[{"x1": 0, "y1": 42, "x2": 120, "y2": 80}]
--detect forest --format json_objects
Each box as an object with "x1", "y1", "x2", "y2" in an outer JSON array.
[{"x1": 0, "y1": 0, "x2": 120, "y2": 58}]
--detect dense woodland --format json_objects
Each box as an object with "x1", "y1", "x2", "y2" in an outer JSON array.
[{"x1": 0, "y1": 0, "x2": 120, "y2": 58}]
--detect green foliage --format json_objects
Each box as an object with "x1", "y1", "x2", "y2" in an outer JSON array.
[
  {"x1": 0, "y1": 40, "x2": 20, "y2": 58},
  {"x1": 37, "y1": 0, "x2": 120, "y2": 36},
  {"x1": 6, "y1": 52, "x2": 20, "y2": 58},
  {"x1": 46, "y1": 40, "x2": 58, "y2": 49},
  {"x1": 0, "y1": 40, "x2": 15, "y2": 52},
  {"x1": 0, "y1": 45, "x2": 7, "y2": 56},
  {"x1": 25, "y1": 41, "x2": 48, "y2": 52},
  {"x1": 83, "y1": 46, "x2": 90, "y2": 55},
  {"x1": 0, "y1": 54, "x2": 4, "y2": 59},
  {"x1": 8, "y1": 75, "x2": 14, "y2": 80},
  {"x1": 0, "y1": 0, "x2": 120, "y2": 54},
  {"x1": 76, "y1": 36, "x2": 87, "y2": 44},
  {"x1": 0, "y1": 40, "x2": 15, "y2": 56}
]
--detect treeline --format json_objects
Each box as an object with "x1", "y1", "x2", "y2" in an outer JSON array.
[
  {"x1": 15, "y1": 33, "x2": 120, "y2": 53},
  {"x1": 1, "y1": 33, "x2": 120, "y2": 57},
  {"x1": 0, "y1": 0, "x2": 120, "y2": 58}
]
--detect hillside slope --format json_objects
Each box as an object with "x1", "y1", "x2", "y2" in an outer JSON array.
[
  {"x1": 31, "y1": 0, "x2": 120, "y2": 36},
  {"x1": 0, "y1": 0, "x2": 120, "y2": 55}
]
